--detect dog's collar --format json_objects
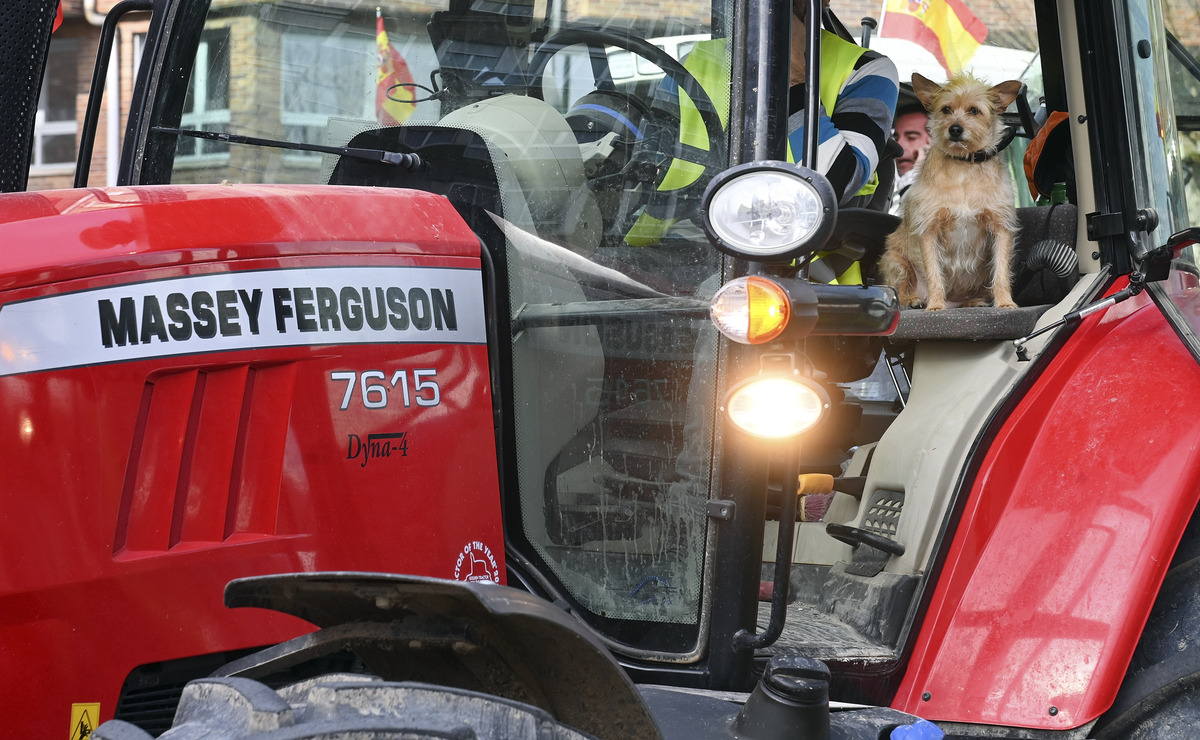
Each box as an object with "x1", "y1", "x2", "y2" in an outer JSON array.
[{"x1": 948, "y1": 126, "x2": 1017, "y2": 163}]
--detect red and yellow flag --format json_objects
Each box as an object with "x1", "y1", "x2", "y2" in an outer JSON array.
[
  {"x1": 376, "y1": 11, "x2": 416, "y2": 126},
  {"x1": 881, "y1": 0, "x2": 988, "y2": 76}
]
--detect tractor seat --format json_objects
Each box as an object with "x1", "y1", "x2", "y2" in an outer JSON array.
[{"x1": 884, "y1": 203, "x2": 1080, "y2": 342}]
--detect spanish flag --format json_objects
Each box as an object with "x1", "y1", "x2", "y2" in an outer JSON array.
[
  {"x1": 376, "y1": 10, "x2": 416, "y2": 126},
  {"x1": 880, "y1": 0, "x2": 988, "y2": 76}
]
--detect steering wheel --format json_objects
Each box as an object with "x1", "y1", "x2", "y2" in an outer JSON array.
[{"x1": 527, "y1": 26, "x2": 726, "y2": 217}]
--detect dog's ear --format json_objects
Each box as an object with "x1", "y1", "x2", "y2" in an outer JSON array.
[
  {"x1": 989, "y1": 80, "x2": 1024, "y2": 112},
  {"x1": 911, "y1": 73, "x2": 942, "y2": 111}
]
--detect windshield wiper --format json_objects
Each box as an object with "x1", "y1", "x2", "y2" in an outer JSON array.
[
  {"x1": 1168, "y1": 31, "x2": 1200, "y2": 85},
  {"x1": 152, "y1": 127, "x2": 422, "y2": 171}
]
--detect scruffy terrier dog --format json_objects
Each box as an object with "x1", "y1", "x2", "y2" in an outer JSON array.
[{"x1": 880, "y1": 72, "x2": 1025, "y2": 310}]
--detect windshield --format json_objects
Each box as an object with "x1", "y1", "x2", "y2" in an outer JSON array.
[{"x1": 146, "y1": 0, "x2": 729, "y2": 192}]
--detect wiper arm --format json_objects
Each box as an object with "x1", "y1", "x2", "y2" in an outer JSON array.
[
  {"x1": 152, "y1": 126, "x2": 421, "y2": 171},
  {"x1": 1168, "y1": 31, "x2": 1200, "y2": 85}
]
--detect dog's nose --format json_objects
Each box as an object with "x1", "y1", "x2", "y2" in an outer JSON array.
[{"x1": 948, "y1": 124, "x2": 964, "y2": 140}]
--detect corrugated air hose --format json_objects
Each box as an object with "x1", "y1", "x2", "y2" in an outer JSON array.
[{"x1": 1025, "y1": 239, "x2": 1078, "y2": 279}]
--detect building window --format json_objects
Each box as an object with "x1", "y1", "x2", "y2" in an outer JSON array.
[
  {"x1": 177, "y1": 28, "x2": 232, "y2": 159},
  {"x1": 33, "y1": 38, "x2": 79, "y2": 170}
]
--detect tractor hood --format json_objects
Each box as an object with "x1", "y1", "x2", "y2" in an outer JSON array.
[{"x1": 0, "y1": 184, "x2": 482, "y2": 292}]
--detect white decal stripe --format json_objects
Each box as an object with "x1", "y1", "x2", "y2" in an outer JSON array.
[{"x1": 0, "y1": 266, "x2": 486, "y2": 376}]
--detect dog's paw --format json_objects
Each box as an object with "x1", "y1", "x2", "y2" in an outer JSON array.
[
  {"x1": 903, "y1": 297, "x2": 927, "y2": 309},
  {"x1": 995, "y1": 300, "x2": 1017, "y2": 309},
  {"x1": 924, "y1": 301, "x2": 947, "y2": 311},
  {"x1": 962, "y1": 298, "x2": 991, "y2": 308}
]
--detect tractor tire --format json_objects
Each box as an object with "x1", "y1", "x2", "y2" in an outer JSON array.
[
  {"x1": 93, "y1": 674, "x2": 599, "y2": 740},
  {"x1": 1092, "y1": 526, "x2": 1200, "y2": 739}
]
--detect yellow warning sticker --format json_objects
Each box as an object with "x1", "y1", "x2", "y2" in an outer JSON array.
[{"x1": 69, "y1": 703, "x2": 100, "y2": 740}]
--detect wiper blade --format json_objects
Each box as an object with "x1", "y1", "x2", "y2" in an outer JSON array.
[{"x1": 152, "y1": 126, "x2": 421, "y2": 171}]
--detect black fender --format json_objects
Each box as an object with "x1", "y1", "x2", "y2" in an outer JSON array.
[{"x1": 212, "y1": 572, "x2": 663, "y2": 740}]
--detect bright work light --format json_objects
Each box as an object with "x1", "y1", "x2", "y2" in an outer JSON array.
[{"x1": 725, "y1": 374, "x2": 829, "y2": 439}]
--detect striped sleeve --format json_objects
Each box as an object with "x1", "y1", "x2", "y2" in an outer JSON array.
[{"x1": 788, "y1": 50, "x2": 899, "y2": 204}]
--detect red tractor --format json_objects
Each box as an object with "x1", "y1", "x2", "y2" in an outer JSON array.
[{"x1": 2, "y1": 0, "x2": 1200, "y2": 737}]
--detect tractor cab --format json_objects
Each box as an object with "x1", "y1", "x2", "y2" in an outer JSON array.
[{"x1": 108, "y1": 0, "x2": 1200, "y2": 718}]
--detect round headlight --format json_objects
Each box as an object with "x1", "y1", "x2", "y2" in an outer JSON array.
[
  {"x1": 725, "y1": 374, "x2": 830, "y2": 439},
  {"x1": 702, "y1": 161, "x2": 837, "y2": 261}
]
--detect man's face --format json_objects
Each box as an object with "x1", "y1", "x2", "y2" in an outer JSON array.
[{"x1": 894, "y1": 111, "x2": 930, "y2": 175}]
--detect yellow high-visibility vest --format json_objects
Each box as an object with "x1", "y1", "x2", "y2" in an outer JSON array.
[{"x1": 627, "y1": 31, "x2": 876, "y2": 285}]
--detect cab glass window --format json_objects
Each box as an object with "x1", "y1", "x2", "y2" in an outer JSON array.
[
  {"x1": 859, "y1": 3, "x2": 1043, "y2": 209},
  {"x1": 148, "y1": 0, "x2": 734, "y2": 656},
  {"x1": 1158, "y1": 0, "x2": 1199, "y2": 227},
  {"x1": 1146, "y1": 0, "x2": 1200, "y2": 346},
  {"x1": 1122, "y1": 0, "x2": 1190, "y2": 245}
]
